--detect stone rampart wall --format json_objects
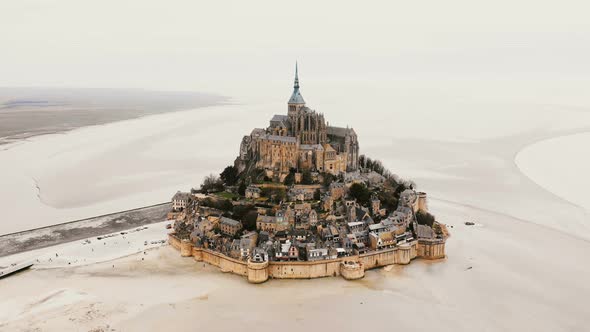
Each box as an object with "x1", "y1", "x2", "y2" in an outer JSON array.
[
  {"x1": 268, "y1": 259, "x2": 342, "y2": 279},
  {"x1": 169, "y1": 234, "x2": 444, "y2": 283},
  {"x1": 340, "y1": 262, "x2": 364, "y2": 280},
  {"x1": 169, "y1": 234, "x2": 181, "y2": 250},
  {"x1": 192, "y1": 246, "x2": 248, "y2": 276},
  {"x1": 417, "y1": 240, "x2": 446, "y2": 259}
]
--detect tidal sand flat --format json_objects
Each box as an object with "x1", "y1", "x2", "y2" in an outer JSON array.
[
  {"x1": 1, "y1": 198, "x2": 589, "y2": 332},
  {"x1": 515, "y1": 132, "x2": 590, "y2": 211},
  {"x1": 0, "y1": 87, "x2": 228, "y2": 145},
  {"x1": 0, "y1": 103, "x2": 253, "y2": 235}
]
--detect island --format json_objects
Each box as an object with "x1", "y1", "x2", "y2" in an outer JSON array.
[{"x1": 167, "y1": 64, "x2": 448, "y2": 283}]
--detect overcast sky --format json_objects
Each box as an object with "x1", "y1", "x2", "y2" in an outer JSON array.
[{"x1": 1, "y1": 0, "x2": 589, "y2": 103}]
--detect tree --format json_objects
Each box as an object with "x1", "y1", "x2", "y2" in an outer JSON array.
[
  {"x1": 220, "y1": 199, "x2": 233, "y2": 212},
  {"x1": 366, "y1": 157, "x2": 373, "y2": 170},
  {"x1": 220, "y1": 166, "x2": 238, "y2": 186},
  {"x1": 242, "y1": 210, "x2": 259, "y2": 231},
  {"x1": 200, "y1": 197, "x2": 233, "y2": 212},
  {"x1": 348, "y1": 183, "x2": 371, "y2": 206},
  {"x1": 377, "y1": 189, "x2": 398, "y2": 212},
  {"x1": 232, "y1": 204, "x2": 251, "y2": 219},
  {"x1": 371, "y1": 160, "x2": 385, "y2": 175},
  {"x1": 262, "y1": 187, "x2": 286, "y2": 203},
  {"x1": 284, "y1": 171, "x2": 295, "y2": 186},
  {"x1": 314, "y1": 188, "x2": 321, "y2": 201},
  {"x1": 238, "y1": 181, "x2": 247, "y2": 196},
  {"x1": 416, "y1": 210, "x2": 436, "y2": 227},
  {"x1": 201, "y1": 174, "x2": 224, "y2": 192},
  {"x1": 322, "y1": 173, "x2": 335, "y2": 187},
  {"x1": 301, "y1": 170, "x2": 313, "y2": 185}
]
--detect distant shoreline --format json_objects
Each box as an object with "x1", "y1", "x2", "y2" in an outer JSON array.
[{"x1": 0, "y1": 87, "x2": 230, "y2": 146}]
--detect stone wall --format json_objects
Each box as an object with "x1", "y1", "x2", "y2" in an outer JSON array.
[
  {"x1": 191, "y1": 246, "x2": 248, "y2": 276},
  {"x1": 359, "y1": 247, "x2": 397, "y2": 269},
  {"x1": 169, "y1": 234, "x2": 444, "y2": 283},
  {"x1": 180, "y1": 240, "x2": 193, "y2": 257},
  {"x1": 268, "y1": 259, "x2": 342, "y2": 279},
  {"x1": 340, "y1": 261, "x2": 364, "y2": 280},
  {"x1": 417, "y1": 240, "x2": 446, "y2": 259},
  {"x1": 247, "y1": 260, "x2": 269, "y2": 283},
  {"x1": 169, "y1": 234, "x2": 181, "y2": 250}
]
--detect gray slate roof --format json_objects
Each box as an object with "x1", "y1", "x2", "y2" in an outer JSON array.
[
  {"x1": 264, "y1": 135, "x2": 297, "y2": 143},
  {"x1": 300, "y1": 144, "x2": 324, "y2": 151},
  {"x1": 221, "y1": 217, "x2": 241, "y2": 227},
  {"x1": 327, "y1": 126, "x2": 356, "y2": 137},
  {"x1": 172, "y1": 191, "x2": 191, "y2": 201},
  {"x1": 271, "y1": 114, "x2": 289, "y2": 122},
  {"x1": 417, "y1": 224, "x2": 435, "y2": 239},
  {"x1": 288, "y1": 88, "x2": 305, "y2": 104},
  {"x1": 258, "y1": 215, "x2": 277, "y2": 223}
]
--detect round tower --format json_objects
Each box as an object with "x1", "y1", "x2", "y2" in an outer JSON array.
[
  {"x1": 247, "y1": 259, "x2": 269, "y2": 283},
  {"x1": 396, "y1": 243, "x2": 412, "y2": 265},
  {"x1": 417, "y1": 192, "x2": 428, "y2": 212},
  {"x1": 180, "y1": 239, "x2": 194, "y2": 257},
  {"x1": 340, "y1": 260, "x2": 365, "y2": 280}
]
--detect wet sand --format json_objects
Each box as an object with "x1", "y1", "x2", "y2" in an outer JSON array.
[
  {"x1": 515, "y1": 132, "x2": 590, "y2": 211},
  {"x1": 1, "y1": 198, "x2": 589, "y2": 331},
  {"x1": 0, "y1": 87, "x2": 228, "y2": 145}
]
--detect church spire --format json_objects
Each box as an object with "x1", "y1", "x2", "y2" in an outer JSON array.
[
  {"x1": 288, "y1": 61, "x2": 305, "y2": 105},
  {"x1": 294, "y1": 62, "x2": 300, "y2": 89}
]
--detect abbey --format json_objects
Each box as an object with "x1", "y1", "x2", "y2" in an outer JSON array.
[
  {"x1": 235, "y1": 64, "x2": 360, "y2": 179},
  {"x1": 168, "y1": 65, "x2": 448, "y2": 283}
]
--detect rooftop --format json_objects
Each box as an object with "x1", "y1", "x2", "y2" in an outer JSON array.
[
  {"x1": 221, "y1": 217, "x2": 241, "y2": 227},
  {"x1": 288, "y1": 63, "x2": 305, "y2": 105},
  {"x1": 264, "y1": 134, "x2": 297, "y2": 143}
]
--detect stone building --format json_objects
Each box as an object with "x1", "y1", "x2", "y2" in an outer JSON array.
[
  {"x1": 220, "y1": 217, "x2": 242, "y2": 236},
  {"x1": 322, "y1": 194, "x2": 333, "y2": 212},
  {"x1": 371, "y1": 196, "x2": 381, "y2": 216},
  {"x1": 256, "y1": 215, "x2": 287, "y2": 233},
  {"x1": 235, "y1": 64, "x2": 360, "y2": 179},
  {"x1": 171, "y1": 191, "x2": 191, "y2": 211},
  {"x1": 308, "y1": 209, "x2": 318, "y2": 225},
  {"x1": 329, "y1": 182, "x2": 346, "y2": 200},
  {"x1": 369, "y1": 232, "x2": 396, "y2": 250},
  {"x1": 245, "y1": 186, "x2": 261, "y2": 199}
]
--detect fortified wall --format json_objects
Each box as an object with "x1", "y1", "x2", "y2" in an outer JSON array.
[{"x1": 168, "y1": 234, "x2": 445, "y2": 283}]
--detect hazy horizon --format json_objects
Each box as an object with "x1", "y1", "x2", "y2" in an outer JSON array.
[{"x1": 2, "y1": 1, "x2": 589, "y2": 99}]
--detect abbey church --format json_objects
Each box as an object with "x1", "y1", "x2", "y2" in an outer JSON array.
[{"x1": 235, "y1": 64, "x2": 360, "y2": 179}]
